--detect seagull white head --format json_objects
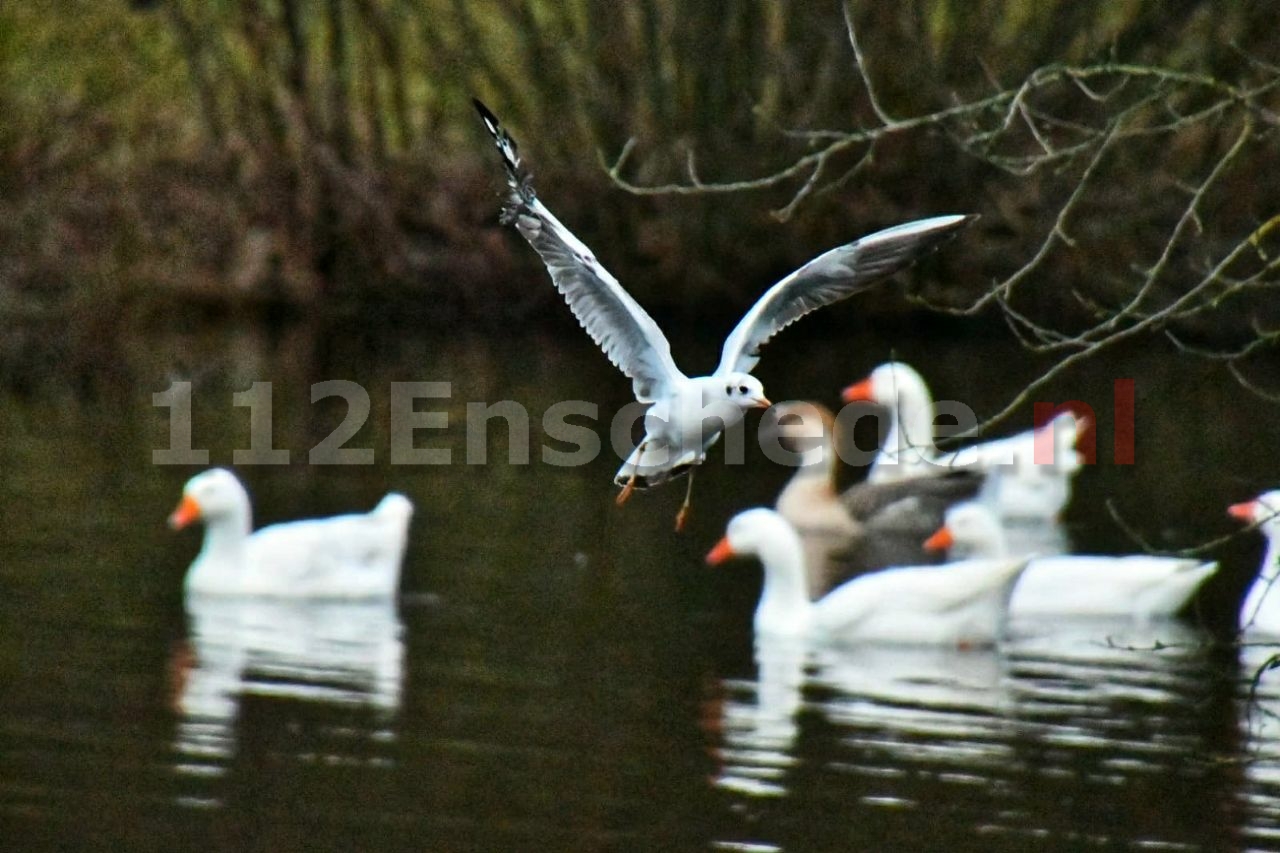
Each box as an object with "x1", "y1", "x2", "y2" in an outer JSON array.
[{"x1": 718, "y1": 372, "x2": 771, "y2": 411}]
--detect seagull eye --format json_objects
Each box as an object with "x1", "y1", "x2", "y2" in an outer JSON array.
[
  {"x1": 725, "y1": 385, "x2": 733, "y2": 395},
  {"x1": 738, "y1": 385, "x2": 748, "y2": 394}
]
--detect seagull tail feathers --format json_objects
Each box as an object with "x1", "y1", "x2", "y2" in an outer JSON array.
[
  {"x1": 613, "y1": 442, "x2": 700, "y2": 490},
  {"x1": 473, "y1": 98, "x2": 536, "y2": 225}
]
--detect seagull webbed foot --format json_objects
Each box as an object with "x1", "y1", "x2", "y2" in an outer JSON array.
[
  {"x1": 674, "y1": 504, "x2": 690, "y2": 533},
  {"x1": 673, "y1": 469, "x2": 697, "y2": 533}
]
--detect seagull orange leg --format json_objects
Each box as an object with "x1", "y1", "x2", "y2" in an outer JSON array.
[
  {"x1": 616, "y1": 442, "x2": 646, "y2": 506},
  {"x1": 674, "y1": 469, "x2": 696, "y2": 532}
]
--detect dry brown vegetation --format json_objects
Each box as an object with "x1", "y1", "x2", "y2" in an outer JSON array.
[{"x1": 2, "y1": 0, "x2": 1279, "y2": 368}]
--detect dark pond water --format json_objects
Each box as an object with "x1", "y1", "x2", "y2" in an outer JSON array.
[{"x1": 3, "y1": 311, "x2": 1280, "y2": 851}]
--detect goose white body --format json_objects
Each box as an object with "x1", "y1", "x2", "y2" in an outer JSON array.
[
  {"x1": 709, "y1": 508, "x2": 1025, "y2": 647},
  {"x1": 812, "y1": 557, "x2": 1027, "y2": 645},
  {"x1": 938, "y1": 502, "x2": 1216, "y2": 620},
  {"x1": 1010, "y1": 555, "x2": 1216, "y2": 619},
  {"x1": 172, "y1": 469, "x2": 413, "y2": 599}
]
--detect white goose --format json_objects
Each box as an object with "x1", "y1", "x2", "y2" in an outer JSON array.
[
  {"x1": 706, "y1": 508, "x2": 1027, "y2": 646},
  {"x1": 926, "y1": 502, "x2": 1217, "y2": 620},
  {"x1": 1229, "y1": 491, "x2": 1280, "y2": 634},
  {"x1": 475, "y1": 100, "x2": 974, "y2": 529},
  {"x1": 169, "y1": 468, "x2": 413, "y2": 598},
  {"x1": 841, "y1": 361, "x2": 1084, "y2": 519}
]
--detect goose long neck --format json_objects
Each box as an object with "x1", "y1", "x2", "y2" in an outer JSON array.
[
  {"x1": 775, "y1": 461, "x2": 835, "y2": 523},
  {"x1": 774, "y1": 409, "x2": 839, "y2": 517},
  {"x1": 889, "y1": 379, "x2": 934, "y2": 459},
  {"x1": 874, "y1": 411, "x2": 904, "y2": 481},
  {"x1": 823, "y1": 420, "x2": 841, "y2": 490},
  {"x1": 791, "y1": 421, "x2": 839, "y2": 489},
  {"x1": 1262, "y1": 533, "x2": 1280, "y2": 582},
  {"x1": 195, "y1": 503, "x2": 252, "y2": 566},
  {"x1": 1240, "y1": 528, "x2": 1280, "y2": 629},
  {"x1": 754, "y1": 527, "x2": 813, "y2": 635},
  {"x1": 974, "y1": 522, "x2": 1010, "y2": 559},
  {"x1": 870, "y1": 377, "x2": 935, "y2": 482}
]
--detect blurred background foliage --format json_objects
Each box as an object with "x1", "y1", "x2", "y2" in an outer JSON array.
[{"x1": 1, "y1": 0, "x2": 1278, "y2": 334}]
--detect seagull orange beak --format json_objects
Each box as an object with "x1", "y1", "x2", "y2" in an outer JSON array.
[
  {"x1": 1229, "y1": 500, "x2": 1258, "y2": 523},
  {"x1": 923, "y1": 525, "x2": 955, "y2": 552},
  {"x1": 706, "y1": 537, "x2": 737, "y2": 566},
  {"x1": 752, "y1": 396, "x2": 773, "y2": 410},
  {"x1": 168, "y1": 494, "x2": 202, "y2": 530},
  {"x1": 841, "y1": 377, "x2": 874, "y2": 404}
]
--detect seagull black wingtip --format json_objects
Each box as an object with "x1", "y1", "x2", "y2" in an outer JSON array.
[{"x1": 472, "y1": 97, "x2": 501, "y2": 132}]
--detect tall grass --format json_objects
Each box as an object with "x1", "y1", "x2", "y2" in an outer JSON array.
[{"x1": 0, "y1": 1, "x2": 1276, "y2": 325}]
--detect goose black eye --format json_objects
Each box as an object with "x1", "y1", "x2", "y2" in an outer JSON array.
[
  {"x1": 738, "y1": 385, "x2": 748, "y2": 394},
  {"x1": 725, "y1": 385, "x2": 733, "y2": 395}
]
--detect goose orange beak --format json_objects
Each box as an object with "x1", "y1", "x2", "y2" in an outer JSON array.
[
  {"x1": 1073, "y1": 412, "x2": 1095, "y2": 445},
  {"x1": 923, "y1": 526, "x2": 955, "y2": 552},
  {"x1": 706, "y1": 537, "x2": 736, "y2": 566},
  {"x1": 1229, "y1": 501, "x2": 1258, "y2": 522},
  {"x1": 168, "y1": 494, "x2": 202, "y2": 530},
  {"x1": 752, "y1": 396, "x2": 773, "y2": 410},
  {"x1": 841, "y1": 377, "x2": 874, "y2": 404}
]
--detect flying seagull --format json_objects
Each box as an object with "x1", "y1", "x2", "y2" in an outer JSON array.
[{"x1": 474, "y1": 99, "x2": 974, "y2": 531}]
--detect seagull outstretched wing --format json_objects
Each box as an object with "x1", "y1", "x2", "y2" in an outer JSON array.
[
  {"x1": 475, "y1": 100, "x2": 684, "y2": 403},
  {"x1": 715, "y1": 215, "x2": 976, "y2": 377}
]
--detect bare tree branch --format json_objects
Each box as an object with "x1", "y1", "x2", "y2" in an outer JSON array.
[
  {"x1": 601, "y1": 41, "x2": 1280, "y2": 428},
  {"x1": 841, "y1": 1, "x2": 895, "y2": 126}
]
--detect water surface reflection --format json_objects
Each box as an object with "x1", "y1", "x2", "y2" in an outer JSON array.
[
  {"x1": 1237, "y1": 641, "x2": 1280, "y2": 850},
  {"x1": 709, "y1": 620, "x2": 1233, "y2": 852},
  {"x1": 172, "y1": 598, "x2": 404, "y2": 808},
  {"x1": 0, "y1": 318, "x2": 1274, "y2": 851}
]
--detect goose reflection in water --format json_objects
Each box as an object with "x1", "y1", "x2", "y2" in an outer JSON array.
[
  {"x1": 711, "y1": 636, "x2": 1008, "y2": 797},
  {"x1": 171, "y1": 596, "x2": 404, "y2": 805},
  {"x1": 713, "y1": 637, "x2": 807, "y2": 798},
  {"x1": 1236, "y1": 640, "x2": 1280, "y2": 847},
  {"x1": 708, "y1": 618, "x2": 1225, "y2": 851}
]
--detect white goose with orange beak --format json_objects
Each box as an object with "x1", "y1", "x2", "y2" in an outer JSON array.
[
  {"x1": 707, "y1": 508, "x2": 1026, "y2": 646},
  {"x1": 1230, "y1": 491, "x2": 1280, "y2": 634},
  {"x1": 927, "y1": 502, "x2": 1216, "y2": 621},
  {"x1": 841, "y1": 361, "x2": 1085, "y2": 520},
  {"x1": 169, "y1": 468, "x2": 413, "y2": 598}
]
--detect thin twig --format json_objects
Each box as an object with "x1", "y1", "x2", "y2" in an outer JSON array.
[{"x1": 841, "y1": 0, "x2": 895, "y2": 126}]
